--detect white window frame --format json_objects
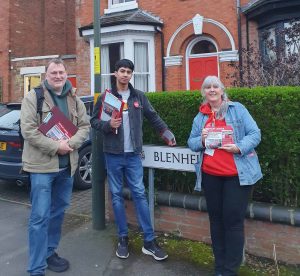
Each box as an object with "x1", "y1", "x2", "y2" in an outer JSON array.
[
  {"x1": 88, "y1": 27, "x2": 156, "y2": 94},
  {"x1": 23, "y1": 74, "x2": 42, "y2": 95},
  {"x1": 133, "y1": 41, "x2": 150, "y2": 92},
  {"x1": 264, "y1": 27, "x2": 277, "y2": 61},
  {"x1": 20, "y1": 66, "x2": 45, "y2": 95},
  {"x1": 284, "y1": 21, "x2": 299, "y2": 55},
  {"x1": 105, "y1": 0, "x2": 138, "y2": 14}
]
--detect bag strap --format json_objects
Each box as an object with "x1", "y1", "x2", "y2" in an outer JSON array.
[{"x1": 33, "y1": 86, "x2": 45, "y2": 125}]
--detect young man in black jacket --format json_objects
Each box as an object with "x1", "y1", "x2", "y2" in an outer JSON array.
[{"x1": 91, "y1": 59, "x2": 176, "y2": 260}]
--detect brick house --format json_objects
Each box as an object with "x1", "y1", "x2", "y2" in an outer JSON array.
[
  {"x1": 0, "y1": 0, "x2": 76, "y2": 103},
  {"x1": 77, "y1": 0, "x2": 240, "y2": 96},
  {"x1": 1, "y1": 0, "x2": 299, "y2": 100},
  {"x1": 76, "y1": 0, "x2": 300, "y2": 96}
]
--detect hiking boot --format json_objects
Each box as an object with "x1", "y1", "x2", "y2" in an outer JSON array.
[
  {"x1": 142, "y1": 239, "x2": 168, "y2": 261},
  {"x1": 116, "y1": 236, "x2": 129, "y2": 259},
  {"x1": 46, "y1": 252, "x2": 70, "y2": 272}
]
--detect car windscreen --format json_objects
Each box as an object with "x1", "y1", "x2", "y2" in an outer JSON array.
[{"x1": 0, "y1": 108, "x2": 21, "y2": 131}]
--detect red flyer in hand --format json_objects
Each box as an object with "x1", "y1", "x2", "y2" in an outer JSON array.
[{"x1": 205, "y1": 126, "x2": 234, "y2": 149}]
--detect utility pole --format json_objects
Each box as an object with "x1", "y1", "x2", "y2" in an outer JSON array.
[{"x1": 92, "y1": 0, "x2": 105, "y2": 230}]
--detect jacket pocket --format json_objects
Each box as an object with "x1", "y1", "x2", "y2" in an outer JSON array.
[
  {"x1": 23, "y1": 144, "x2": 51, "y2": 165},
  {"x1": 243, "y1": 151, "x2": 261, "y2": 179},
  {"x1": 227, "y1": 119, "x2": 244, "y2": 141}
]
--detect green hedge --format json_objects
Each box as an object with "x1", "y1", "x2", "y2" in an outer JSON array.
[{"x1": 143, "y1": 87, "x2": 300, "y2": 207}]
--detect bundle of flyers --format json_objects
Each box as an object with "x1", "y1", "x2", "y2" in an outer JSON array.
[
  {"x1": 38, "y1": 106, "x2": 78, "y2": 141},
  {"x1": 99, "y1": 89, "x2": 124, "y2": 134},
  {"x1": 205, "y1": 126, "x2": 234, "y2": 149},
  {"x1": 99, "y1": 89, "x2": 124, "y2": 122}
]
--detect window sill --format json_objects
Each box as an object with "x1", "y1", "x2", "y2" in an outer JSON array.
[{"x1": 104, "y1": 2, "x2": 138, "y2": 14}]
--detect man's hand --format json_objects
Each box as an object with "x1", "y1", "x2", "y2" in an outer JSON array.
[
  {"x1": 57, "y1": 139, "x2": 73, "y2": 155},
  {"x1": 219, "y1": 144, "x2": 240, "y2": 154},
  {"x1": 161, "y1": 129, "x2": 176, "y2": 147},
  {"x1": 110, "y1": 112, "x2": 122, "y2": 129}
]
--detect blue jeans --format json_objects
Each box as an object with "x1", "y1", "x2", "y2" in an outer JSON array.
[
  {"x1": 202, "y1": 172, "x2": 252, "y2": 276},
  {"x1": 105, "y1": 153, "x2": 154, "y2": 242},
  {"x1": 27, "y1": 169, "x2": 73, "y2": 275}
]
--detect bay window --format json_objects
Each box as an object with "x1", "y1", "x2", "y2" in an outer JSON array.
[{"x1": 134, "y1": 42, "x2": 149, "y2": 92}]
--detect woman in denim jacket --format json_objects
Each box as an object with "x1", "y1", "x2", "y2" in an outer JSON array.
[{"x1": 188, "y1": 76, "x2": 262, "y2": 276}]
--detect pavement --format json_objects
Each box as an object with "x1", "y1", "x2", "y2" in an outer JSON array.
[{"x1": 0, "y1": 182, "x2": 212, "y2": 276}]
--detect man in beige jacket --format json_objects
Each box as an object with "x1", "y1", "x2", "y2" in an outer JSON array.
[{"x1": 21, "y1": 58, "x2": 90, "y2": 276}]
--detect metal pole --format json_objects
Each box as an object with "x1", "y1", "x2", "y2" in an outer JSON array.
[
  {"x1": 92, "y1": 0, "x2": 105, "y2": 230},
  {"x1": 148, "y1": 168, "x2": 155, "y2": 229}
]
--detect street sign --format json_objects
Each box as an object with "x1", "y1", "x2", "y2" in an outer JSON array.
[{"x1": 142, "y1": 145, "x2": 199, "y2": 172}]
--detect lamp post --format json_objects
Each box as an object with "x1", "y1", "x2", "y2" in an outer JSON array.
[{"x1": 92, "y1": 0, "x2": 106, "y2": 230}]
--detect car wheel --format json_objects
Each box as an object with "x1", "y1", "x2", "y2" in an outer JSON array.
[{"x1": 74, "y1": 145, "x2": 92, "y2": 190}]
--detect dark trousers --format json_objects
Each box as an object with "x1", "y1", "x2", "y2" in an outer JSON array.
[{"x1": 202, "y1": 172, "x2": 252, "y2": 276}]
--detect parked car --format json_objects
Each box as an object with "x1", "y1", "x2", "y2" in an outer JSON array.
[{"x1": 0, "y1": 97, "x2": 93, "y2": 190}]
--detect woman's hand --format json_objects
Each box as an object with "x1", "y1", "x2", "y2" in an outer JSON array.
[
  {"x1": 202, "y1": 128, "x2": 209, "y2": 145},
  {"x1": 219, "y1": 144, "x2": 240, "y2": 154}
]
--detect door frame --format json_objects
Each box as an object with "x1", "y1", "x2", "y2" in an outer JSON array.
[{"x1": 185, "y1": 36, "x2": 220, "y2": 90}]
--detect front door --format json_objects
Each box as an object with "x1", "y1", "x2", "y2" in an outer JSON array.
[{"x1": 189, "y1": 56, "x2": 218, "y2": 90}]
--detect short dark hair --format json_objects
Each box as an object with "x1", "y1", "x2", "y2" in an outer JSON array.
[
  {"x1": 114, "y1": 59, "x2": 134, "y2": 72},
  {"x1": 46, "y1": 58, "x2": 67, "y2": 72}
]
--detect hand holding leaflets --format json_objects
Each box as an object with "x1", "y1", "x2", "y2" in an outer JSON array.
[
  {"x1": 99, "y1": 89, "x2": 124, "y2": 134},
  {"x1": 111, "y1": 110, "x2": 122, "y2": 134},
  {"x1": 57, "y1": 139, "x2": 73, "y2": 155},
  {"x1": 219, "y1": 143, "x2": 240, "y2": 154},
  {"x1": 204, "y1": 126, "x2": 234, "y2": 149}
]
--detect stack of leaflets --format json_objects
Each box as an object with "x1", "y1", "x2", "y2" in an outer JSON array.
[
  {"x1": 99, "y1": 89, "x2": 124, "y2": 121},
  {"x1": 38, "y1": 106, "x2": 78, "y2": 140},
  {"x1": 205, "y1": 127, "x2": 234, "y2": 149}
]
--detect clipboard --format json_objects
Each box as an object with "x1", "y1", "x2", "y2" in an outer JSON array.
[{"x1": 38, "y1": 106, "x2": 78, "y2": 140}]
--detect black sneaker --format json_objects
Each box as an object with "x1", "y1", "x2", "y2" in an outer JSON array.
[
  {"x1": 142, "y1": 239, "x2": 168, "y2": 261},
  {"x1": 116, "y1": 236, "x2": 129, "y2": 259},
  {"x1": 46, "y1": 252, "x2": 70, "y2": 272}
]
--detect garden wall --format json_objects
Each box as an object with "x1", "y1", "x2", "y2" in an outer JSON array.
[{"x1": 107, "y1": 198, "x2": 300, "y2": 265}]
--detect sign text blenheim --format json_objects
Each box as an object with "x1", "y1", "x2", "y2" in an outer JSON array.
[{"x1": 142, "y1": 145, "x2": 199, "y2": 172}]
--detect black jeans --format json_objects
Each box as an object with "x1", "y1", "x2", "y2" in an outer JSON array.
[{"x1": 202, "y1": 172, "x2": 252, "y2": 276}]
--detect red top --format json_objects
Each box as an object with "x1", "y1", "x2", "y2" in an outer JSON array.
[{"x1": 200, "y1": 103, "x2": 238, "y2": 176}]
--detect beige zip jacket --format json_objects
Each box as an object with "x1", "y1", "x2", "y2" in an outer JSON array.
[{"x1": 21, "y1": 84, "x2": 90, "y2": 176}]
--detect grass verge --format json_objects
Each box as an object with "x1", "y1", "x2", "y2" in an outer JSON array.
[{"x1": 127, "y1": 229, "x2": 300, "y2": 276}]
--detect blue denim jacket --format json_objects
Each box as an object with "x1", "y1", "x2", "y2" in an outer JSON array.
[{"x1": 187, "y1": 101, "x2": 263, "y2": 191}]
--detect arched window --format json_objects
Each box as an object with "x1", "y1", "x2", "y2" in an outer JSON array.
[{"x1": 191, "y1": 40, "x2": 217, "y2": 54}]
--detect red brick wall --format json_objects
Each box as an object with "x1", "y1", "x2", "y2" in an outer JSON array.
[
  {"x1": 139, "y1": 0, "x2": 239, "y2": 90},
  {"x1": 0, "y1": 1, "x2": 10, "y2": 102},
  {"x1": 107, "y1": 199, "x2": 300, "y2": 265},
  {"x1": 2, "y1": 0, "x2": 76, "y2": 102},
  {"x1": 75, "y1": 0, "x2": 108, "y2": 96},
  {"x1": 10, "y1": 0, "x2": 75, "y2": 58}
]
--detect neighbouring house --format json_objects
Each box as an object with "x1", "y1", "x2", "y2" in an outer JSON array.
[
  {"x1": 0, "y1": 0, "x2": 76, "y2": 103},
  {"x1": 76, "y1": 0, "x2": 300, "y2": 96},
  {"x1": 77, "y1": 0, "x2": 240, "y2": 95}
]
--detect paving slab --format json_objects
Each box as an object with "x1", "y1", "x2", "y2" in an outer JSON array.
[{"x1": 0, "y1": 199, "x2": 212, "y2": 276}]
